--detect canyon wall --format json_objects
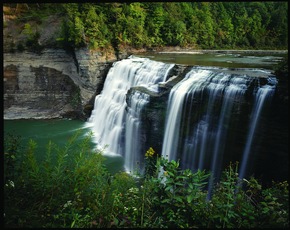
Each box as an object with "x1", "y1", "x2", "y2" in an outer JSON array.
[{"x1": 3, "y1": 48, "x2": 114, "y2": 119}]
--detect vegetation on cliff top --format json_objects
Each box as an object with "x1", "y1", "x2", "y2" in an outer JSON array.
[{"x1": 3, "y1": 2, "x2": 288, "y2": 54}]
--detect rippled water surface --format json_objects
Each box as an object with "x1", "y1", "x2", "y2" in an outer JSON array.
[{"x1": 136, "y1": 51, "x2": 287, "y2": 70}]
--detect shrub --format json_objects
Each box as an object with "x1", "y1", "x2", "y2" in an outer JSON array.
[
  {"x1": 4, "y1": 135, "x2": 289, "y2": 228},
  {"x1": 4, "y1": 131, "x2": 111, "y2": 227}
]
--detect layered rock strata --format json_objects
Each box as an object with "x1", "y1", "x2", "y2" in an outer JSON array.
[{"x1": 3, "y1": 48, "x2": 114, "y2": 119}]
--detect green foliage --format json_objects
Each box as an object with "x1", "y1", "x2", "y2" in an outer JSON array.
[
  {"x1": 14, "y1": 3, "x2": 62, "y2": 23},
  {"x1": 4, "y1": 136, "x2": 289, "y2": 228},
  {"x1": 209, "y1": 163, "x2": 255, "y2": 228},
  {"x1": 208, "y1": 163, "x2": 289, "y2": 228},
  {"x1": 5, "y1": 131, "x2": 107, "y2": 227},
  {"x1": 69, "y1": 88, "x2": 81, "y2": 109},
  {"x1": 5, "y1": 2, "x2": 287, "y2": 50},
  {"x1": 144, "y1": 3, "x2": 166, "y2": 47},
  {"x1": 21, "y1": 22, "x2": 43, "y2": 53},
  {"x1": 23, "y1": 23, "x2": 33, "y2": 36},
  {"x1": 4, "y1": 133, "x2": 22, "y2": 182},
  {"x1": 145, "y1": 157, "x2": 210, "y2": 228}
]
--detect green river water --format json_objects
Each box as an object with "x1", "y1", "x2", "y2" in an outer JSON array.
[{"x1": 3, "y1": 119, "x2": 125, "y2": 174}]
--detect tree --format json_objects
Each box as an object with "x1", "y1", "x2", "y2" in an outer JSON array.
[
  {"x1": 196, "y1": 2, "x2": 215, "y2": 48},
  {"x1": 210, "y1": 2, "x2": 234, "y2": 48},
  {"x1": 268, "y1": 2, "x2": 288, "y2": 48},
  {"x1": 144, "y1": 3, "x2": 165, "y2": 47}
]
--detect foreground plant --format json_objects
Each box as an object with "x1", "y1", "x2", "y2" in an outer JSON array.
[
  {"x1": 4, "y1": 131, "x2": 134, "y2": 228},
  {"x1": 4, "y1": 135, "x2": 289, "y2": 228}
]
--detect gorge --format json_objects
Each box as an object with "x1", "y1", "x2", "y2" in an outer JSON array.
[{"x1": 3, "y1": 50, "x2": 288, "y2": 186}]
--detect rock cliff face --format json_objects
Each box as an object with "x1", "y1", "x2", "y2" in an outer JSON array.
[
  {"x1": 3, "y1": 48, "x2": 115, "y2": 120},
  {"x1": 3, "y1": 6, "x2": 151, "y2": 120}
]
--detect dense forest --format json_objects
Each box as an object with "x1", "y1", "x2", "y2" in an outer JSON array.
[{"x1": 3, "y1": 2, "x2": 288, "y2": 52}]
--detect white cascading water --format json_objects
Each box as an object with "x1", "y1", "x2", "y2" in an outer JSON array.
[
  {"x1": 161, "y1": 67, "x2": 276, "y2": 190},
  {"x1": 125, "y1": 91, "x2": 150, "y2": 174},
  {"x1": 161, "y1": 69, "x2": 213, "y2": 161},
  {"x1": 205, "y1": 75, "x2": 250, "y2": 197},
  {"x1": 238, "y1": 77, "x2": 277, "y2": 180},
  {"x1": 191, "y1": 75, "x2": 249, "y2": 170},
  {"x1": 86, "y1": 56, "x2": 174, "y2": 172}
]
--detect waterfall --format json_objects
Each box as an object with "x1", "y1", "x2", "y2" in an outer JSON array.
[
  {"x1": 125, "y1": 91, "x2": 150, "y2": 174},
  {"x1": 86, "y1": 54, "x2": 277, "y2": 183},
  {"x1": 86, "y1": 56, "x2": 174, "y2": 171},
  {"x1": 238, "y1": 77, "x2": 277, "y2": 180},
  {"x1": 161, "y1": 67, "x2": 276, "y2": 185},
  {"x1": 161, "y1": 69, "x2": 214, "y2": 161}
]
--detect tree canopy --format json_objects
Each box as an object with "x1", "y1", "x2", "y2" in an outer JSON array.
[{"x1": 4, "y1": 2, "x2": 288, "y2": 50}]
